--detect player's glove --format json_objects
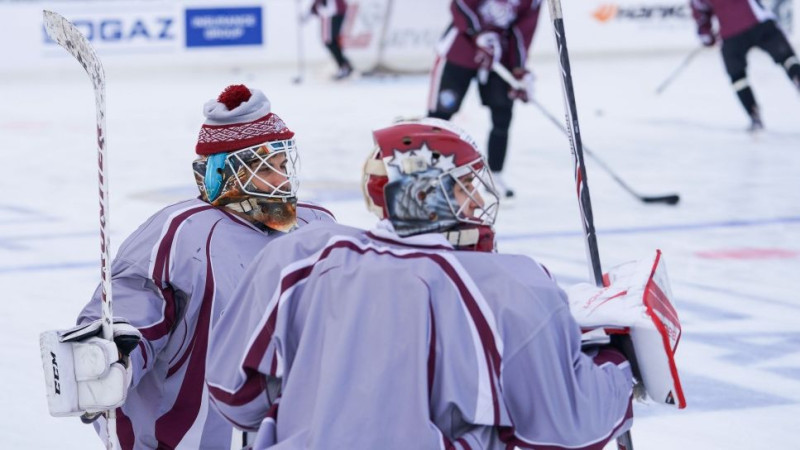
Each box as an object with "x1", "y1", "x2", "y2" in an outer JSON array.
[
  {"x1": 699, "y1": 32, "x2": 716, "y2": 47},
  {"x1": 565, "y1": 250, "x2": 686, "y2": 409},
  {"x1": 40, "y1": 318, "x2": 141, "y2": 417},
  {"x1": 475, "y1": 31, "x2": 501, "y2": 84},
  {"x1": 508, "y1": 68, "x2": 535, "y2": 103}
]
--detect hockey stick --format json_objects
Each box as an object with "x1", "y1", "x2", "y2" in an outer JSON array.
[
  {"x1": 541, "y1": 1, "x2": 634, "y2": 448},
  {"x1": 492, "y1": 63, "x2": 680, "y2": 206},
  {"x1": 655, "y1": 46, "x2": 705, "y2": 95},
  {"x1": 293, "y1": 0, "x2": 306, "y2": 84},
  {"x1": 43, "y1": 10, "x2": 119, "y2": 450}
]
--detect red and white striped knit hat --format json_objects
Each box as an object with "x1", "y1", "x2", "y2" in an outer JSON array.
[{"x1": 195, "y1": 84, "x2": 295, "y2": 155}]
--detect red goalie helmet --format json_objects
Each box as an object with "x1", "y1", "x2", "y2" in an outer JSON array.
[{"x1": 362, "y1": 118, "x2": 500, "y2": 252}]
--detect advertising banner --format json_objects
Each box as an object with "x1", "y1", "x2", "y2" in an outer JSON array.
[
  {"x1": 184, "y1": 7, "x2": 263, "y2": 48},
  {"x1": 0, "y1": 0, "x2": 797, "y2": 75}
]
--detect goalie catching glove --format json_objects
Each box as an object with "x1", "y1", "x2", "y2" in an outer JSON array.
[
  {"x1": 40, "y1": 318, "x2": 141, "y2": 417},
  {"x1": 566, "y1": 250, "x2": 686, "y2": 409}
]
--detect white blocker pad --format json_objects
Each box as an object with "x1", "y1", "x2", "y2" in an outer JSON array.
[
  {"x1": 40, "y1": 331, "x2": 128, "y2": 416},
  {"x1": 567, "y1": 250, "x2": 686, "y2": 409}
]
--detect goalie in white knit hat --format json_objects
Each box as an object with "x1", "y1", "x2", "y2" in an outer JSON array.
[
  {"x1": 193, "y1": 84, "x2": 301, "y2": 232},
  {"x1": 39, "y1": 84, "x2": 335, "y2": 449}
]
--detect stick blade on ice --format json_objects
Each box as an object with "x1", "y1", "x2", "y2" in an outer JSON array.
[{"x1": 642, "y1": 194, "x2": 681, "y2": 205}]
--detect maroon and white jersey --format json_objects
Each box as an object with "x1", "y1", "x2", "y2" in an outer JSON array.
[
  {"x1": 206, "y1": 221, "x2": 634, "y2": 449},
  {"x1": 77, "y1": 197, "x2": 335, "y2": 449},
  {"x1": 437, "y1": 0, "x2": 542, "y2": 70},
  {"x1": 311, "y1": 0, "x2": 347, "y2": 17},
  {"x1": 691, "y1": 0, "x2": 775, "y2": 40}
]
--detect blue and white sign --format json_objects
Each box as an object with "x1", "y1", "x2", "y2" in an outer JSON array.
[
  {"x1": 41, "y1": 15, "x2": 177, "y2": 45},
  {"x1": 185, "y1": 7, "x2": 263, "y2": 47}
]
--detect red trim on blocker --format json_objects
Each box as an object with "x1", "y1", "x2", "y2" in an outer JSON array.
[{"x1": 644, "y1": 250, "x2": 686, "y2": 409}]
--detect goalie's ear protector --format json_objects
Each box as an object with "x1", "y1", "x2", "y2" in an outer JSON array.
[{"x1": 204, "y1": 153, "x2": 228, "y2": 202}]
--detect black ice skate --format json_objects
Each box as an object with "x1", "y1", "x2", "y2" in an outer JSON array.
[
  {"x1": 748, "y1": 108, "x2": 764, "y2": 133},
  {"x1": 333, "y1": 64, "x2": 353, "y2": 81}
]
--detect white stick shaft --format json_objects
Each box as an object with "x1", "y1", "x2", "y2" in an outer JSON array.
[
  {"x1": 492, "y1": 61, "x2": 522, "y2": 90},
  {"x1": 43, "y1": 10, "x2": 118, "y2": 450}
]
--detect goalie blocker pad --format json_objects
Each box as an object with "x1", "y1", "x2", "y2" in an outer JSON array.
[
  {"x1": 40, "y1": 328, "x2": 130, "y2": 416},
  {"x1": 568, "y1": 250, "x2": 686, "y2": 409},
  {"x1": 632, "y1": 250, "x2": 685, "y2": 408}
]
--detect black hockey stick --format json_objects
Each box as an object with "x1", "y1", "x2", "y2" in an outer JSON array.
[
  {"x1": 492, "y1": 63, "x2": 680, "y2": 206},
  {"x1": 530, "y1": 99, "x2": 680, "y2": 205},
  {"x1": 655, "y1": 46, "x2": 705, "y2": 95},
  {"x1": 43, "y1": 10, "x2": 120, "y2": 450},
  {"x1": 541, "y1": 1, "x2": 634, "y2": 448}
]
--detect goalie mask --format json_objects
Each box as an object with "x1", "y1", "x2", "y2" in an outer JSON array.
[
  {"x1": 192, "y1": 85, "x2": 299, "y2": 232},
  {"x1": 362, "y1": 118, "x2": 500, "y2": 252}
]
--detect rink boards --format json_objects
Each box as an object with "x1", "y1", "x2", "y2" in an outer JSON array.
[{"x1": 1, "y1": 0, "x2": 797, "y2": 75}]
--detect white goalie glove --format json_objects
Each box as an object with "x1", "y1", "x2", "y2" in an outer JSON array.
[
  {"x1": 40, "y1": 318, "x2": 141, "y2": 417},
  {"x1": 566, "y1": 250, "x2": 686, "y2": 409}
]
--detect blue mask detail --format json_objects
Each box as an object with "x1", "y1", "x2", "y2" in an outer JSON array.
[{"x1": 204, "y1": 153, "x2": 228, "y2": 201}]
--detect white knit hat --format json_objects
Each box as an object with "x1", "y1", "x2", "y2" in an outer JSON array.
[{"x1": 195, "y1": 84, "x2": 294, "y2": 155}]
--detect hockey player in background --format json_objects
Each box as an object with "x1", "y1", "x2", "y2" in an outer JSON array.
[
  {"x1": 691, "y1": 0, "x2": 800, "y2": 131},
  {"x1": 305, "y1": 0, "x2": 354, "y2": 80},
  {"x1": 428, "y1": 0, "x2": 541, "y2": 198},
  {"x1": 206, "y1": 118, "x2": 686, "y2": 449},
  {"x1": 39, "y1": 84, "x2": 335, "y2": 449}
]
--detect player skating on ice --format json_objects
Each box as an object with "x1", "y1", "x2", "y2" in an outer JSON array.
[
  {"x1": 206, "y1": 118, "x2": 686, "y2": 449},
  {"x1": 428, "y1": 0, "x2": 542, "y2": 198},
  {"x1": 305, "y1": 0, "x2": 354, "y2": 80},
  {"x1": 40, "y1": 84, "x2": 334, "y2": 449},
  {"x1": 691, "y1": 0, "x2": 800, "y2": 131}
]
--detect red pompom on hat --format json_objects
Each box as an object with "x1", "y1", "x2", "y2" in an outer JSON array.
[{"x1": 195, "y1": 84, "x2": 295, "y2": 155}]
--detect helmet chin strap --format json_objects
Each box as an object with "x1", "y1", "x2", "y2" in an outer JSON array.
[
  {"x1": 443, "y1": 226, "x2": 496, "y2": 252},
  {"x1": 224, "y1": 197, "x2": 298, "y2": 232}
]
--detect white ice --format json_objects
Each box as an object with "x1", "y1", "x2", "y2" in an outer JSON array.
[{"x1": 1, "y1": 47, "x2": 799, "y2": 449}]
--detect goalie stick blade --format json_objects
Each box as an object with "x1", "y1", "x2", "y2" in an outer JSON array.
[
  {"x1": 43, "y1": 11, "x2": 105, "y2": 91},
  {"x1": 641, "y1": 194, "x2": 680, "y2": 205}
]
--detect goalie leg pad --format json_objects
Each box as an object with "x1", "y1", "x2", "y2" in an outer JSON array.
[{"x1": 40, "y1": 331, "x2": 130, "y2": 416}]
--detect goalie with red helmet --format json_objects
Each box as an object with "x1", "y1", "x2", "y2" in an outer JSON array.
[
  {"x1": 206, "y1": 118, "x2": 685, "y2": 449},
  {"x1": 363, "y1": 117, "x2": 499, "y2": 251}
]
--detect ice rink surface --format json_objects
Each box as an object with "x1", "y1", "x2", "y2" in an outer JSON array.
[{"x1": 1, "y1": 46, "x2": 799, "y2": 448}]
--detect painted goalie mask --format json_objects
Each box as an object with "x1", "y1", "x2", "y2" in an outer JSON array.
[
  {"x1": 192, "y1": 84, "x2": 300, "y2": 232},
  {"x1": 362, "y1": 118, "x2": 500, "y2": 252},
  {"x1": 193, "y1": 138, "x2": 300, "y2": 232}
]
